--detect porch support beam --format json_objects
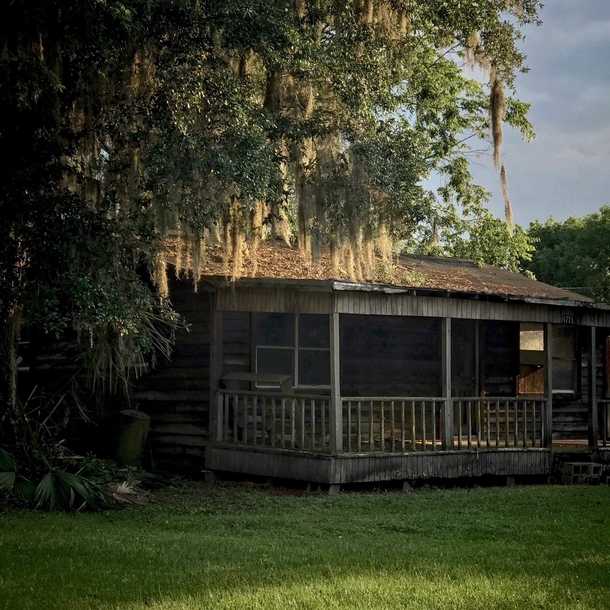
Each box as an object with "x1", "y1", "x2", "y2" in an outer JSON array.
[
  {"x1": 543, "y1": 322, "x2": 553, "y2": 448},
  {"x1": 210, "y1": 306, "x2": 223, "y2": 443},
  {"x1": 588, "y1": 326, "x2": 598, "y2": 448},
  {"x1": 441, "y1": 317, "x2": 453, "y2": 450},
  {"x1": 330, "y1": 312, "x2": 343, "y2": 454}
]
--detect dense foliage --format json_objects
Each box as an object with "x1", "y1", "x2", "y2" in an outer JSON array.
[
  {"x1": 0, "y1": 0, "x2": 541, "y2": 413},
  {"x1": 525, "y1": 207, "x2": 610, "y2": 302}
]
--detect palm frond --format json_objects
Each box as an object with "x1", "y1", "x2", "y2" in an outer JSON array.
[
  {"x1": 0, "y1": 447, "x2": 16, "y2": 471},
  {"x1": 0, "y1": 471, "x2": 16, "y2": 492},
  {"x1": 14, "y1": 477, "x2": 36, "y2": 502},
  {"x1": 34, "y1": 471, "x2": 57, "y2": 510},
  {"x1": 34, "y1": 470, "x2": 116, "y2": 511}
]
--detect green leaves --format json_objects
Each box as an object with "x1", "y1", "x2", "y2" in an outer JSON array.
[
  {"x1": 0, "y1": 447, "x2": 16, "y2": 471},
  {"x1": 525, "y1": 206, "x2": 610, "y2": 301},
  {"x1": 33, "y1": 470, "x2": 115, "y2": 511},
  {"x1": 0, "y1": 0, "x2": 541, "y2": 410},
  {"x1": 0, "y1": 448, "x2": 36, "y2": 503}
]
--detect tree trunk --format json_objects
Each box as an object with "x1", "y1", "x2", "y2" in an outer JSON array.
[{"x1": 0, "y1": 309, "x2": 20, "y2": 417}]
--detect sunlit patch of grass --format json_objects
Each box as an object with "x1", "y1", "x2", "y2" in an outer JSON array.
[{"x1": 1, "y1": 484, "x2": 610, "y2": 609}]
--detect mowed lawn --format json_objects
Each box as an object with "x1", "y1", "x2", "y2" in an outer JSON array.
[{"x1": 1, "y1": 482, "x2": 610, "y2": 610}]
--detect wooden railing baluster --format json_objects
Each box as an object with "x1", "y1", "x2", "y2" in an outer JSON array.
[
  {"x1": 411, "y1": 401, "x2": 416, "y2": 451},
  {"x1": 380, "y1": 400, "x2": 386, "y2": 452},
  {"x1": 347, "y1": 400, "x2": 352, "y2": 453},
  {"x1": 357, "y1": 401, "x2": 362, "y2": 452},
  {"x1": 217, "y1": 392, "x2": 551, "y2": 457},
  {"x1": 321, "y1": 398, "x2": 326, "y2": 451},
  {"x1": 513, "y1": 401, "x2": 519, "y2": 447},
  {"x1": 486, "y1": 400, "x2": 491, "y2": 447},
  {"x1": 401, "y1": 401, "x2": 405, "y2": 452},
  {"x1": 289, "y1": 398, "x2": 295, "y2": 449},
  {"x1": 458, "y1": 399, "x2": 463, "y2": 450}
]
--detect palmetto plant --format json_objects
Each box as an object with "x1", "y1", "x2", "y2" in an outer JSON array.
[
  {"x1": 0, "y1": 386, "x2": 117, "y2": 511},
  {"x1": 0, "y1": 446, "x2": 35, "y2": 504},
  {"x1": 0, "y1": 446, "x2": 115, "y2": 511},
  {"x1": 33, "y1": 470, "x2": 115, "y2": 511}
]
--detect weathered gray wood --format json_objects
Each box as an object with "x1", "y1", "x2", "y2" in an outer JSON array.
[
  {"x1": 441, "y1": 317, "x2": 453, "y2": 449},
  {"x1": 390, "y1": 400, "x2": 396, "y2": 452},
  {"x1": 544, "y1": 323, "x2": 553, "y2": 447},
  {"x1": 486, "y1": 400, "x2": 491, "y2": 445},
  {"x1": 330, "y1": 312, "x2": 342, "y2": 453},
  {"x1": 152, "y1": 423, "x2": 208, "y2": 436},
  {"x1": 474, "y1": 320, "x2": 481, "y2": 395},
  {"x1": 588, "y1": 326, "x2": 598, "y2": 448},
  {"x1": 143, "y1": 378, "x2": 210, "y2": 391},
  {"x1": 209, "y1": 308, "x2": 223, "y2": 442}
]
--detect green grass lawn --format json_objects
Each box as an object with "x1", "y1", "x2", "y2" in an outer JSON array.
[{"x1": 1, "y1": 482, "x2": 610, "y2": 610}]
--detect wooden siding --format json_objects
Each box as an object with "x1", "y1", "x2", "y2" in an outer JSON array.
[
  {"x1": 221, "y1": 311, "x2": 251, "y2": 375},
  {"x1": 205, "y1": 446, "x2": 552, "y2": 484},
  {"x1": 135, "y1": 277, "x2": 213, "y2": 472},
  {"x1": 217, "y1": 287, "x2": 333, "y2": 314},
  {"x1": 335, "y1": 292, "x2": 576, "y2": 323},
  {"x1": 216, "y1": 283, "x2": 610, "y2": 327}
]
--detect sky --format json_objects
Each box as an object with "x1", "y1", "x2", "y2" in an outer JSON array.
[{"x1": 466, "y1": 0, "x2": 610, "y2": 228}]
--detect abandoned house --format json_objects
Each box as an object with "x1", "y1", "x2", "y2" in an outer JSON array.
[{"x1": 135, "y1": 245, "x2": 610, "y2": 489}]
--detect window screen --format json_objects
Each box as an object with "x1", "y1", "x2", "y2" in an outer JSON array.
[{"x1": 252, "y1": 313, "x2": 330, "y2": 388}]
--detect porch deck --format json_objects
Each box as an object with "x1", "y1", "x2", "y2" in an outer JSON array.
[
  {"x1": 206, "y1": 444, "x2": 552, "y2": 485},
  {"x1": 207, "y1": 389, "x2": 556, "y2": 484}
]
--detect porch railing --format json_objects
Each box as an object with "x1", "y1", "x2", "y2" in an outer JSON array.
[
  {"x1": 341, "y1": 397, "x2": 547, "y2": 452},
  {"x1": 452, "y1": 398, "x2": 547, "y2": 449},
  {"x1": 215, "y1": 391, "x2": 549, "y2": 454},
  {"x1": 341, "y1": 397, "x2": 444, "y2": 453},
  {"x1": 215, "y1": 389, "x2": 331, "y2": 452}
]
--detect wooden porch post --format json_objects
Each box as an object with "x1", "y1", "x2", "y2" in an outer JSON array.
[
  {"x1": 441, "y1": 317, "x2": 453, "y2": 450},
  {"x1": 209, "y1": 308, "x2": 223, "y2": 442},
  {"x1": 330, "y1": 311, "x2": 343, "y2": 454},
  {"x1": 543, "y1": 322, "x2": 553, "y2": 448},
  {"x1": 588, "y1": 326, "x2": 598, "y2": 448}
]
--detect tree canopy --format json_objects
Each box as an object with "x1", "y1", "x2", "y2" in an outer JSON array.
[
  {"x1": 525, "y1": 207, "x2": 610, "y2": 303},
  {"x1": 0, "y1": 0, "x2": 541, "y2": 405}
]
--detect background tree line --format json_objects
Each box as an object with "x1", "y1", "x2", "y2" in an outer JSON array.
[{"x1": 524, "y1": 206, "x2": 610, "y2": 303}]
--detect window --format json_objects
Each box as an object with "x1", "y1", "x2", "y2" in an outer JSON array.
[
  {"x1": 252, "y1": 313, "x2": 330, "y2": 388},
  {"x1": 520, "y1": 324, "x2": 544, "y2": 354}
]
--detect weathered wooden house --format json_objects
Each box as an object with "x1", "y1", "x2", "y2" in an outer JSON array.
[{"x1": 137, "y1": 246, "x2": 610, "y2": 488}]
